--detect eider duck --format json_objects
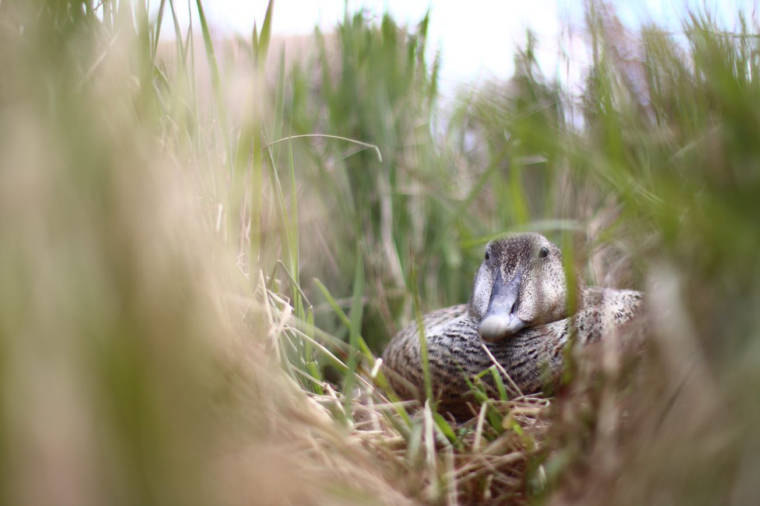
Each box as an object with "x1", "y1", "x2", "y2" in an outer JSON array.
[{"x1": 382, "y1": 233, "x2": 643, "y2": 413}]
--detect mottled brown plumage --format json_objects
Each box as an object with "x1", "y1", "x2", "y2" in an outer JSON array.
[{"x1": 382, "y1": 233, "x2": 642, "y2": 414}]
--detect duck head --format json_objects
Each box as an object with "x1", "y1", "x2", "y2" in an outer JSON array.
[{"x1": 469, "y1": 233, "x2": 569, "y2": 342}]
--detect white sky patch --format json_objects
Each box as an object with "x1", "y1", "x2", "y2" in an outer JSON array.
[{"x1": 151, "y1": 0, "x2": 758, "y2": 92}]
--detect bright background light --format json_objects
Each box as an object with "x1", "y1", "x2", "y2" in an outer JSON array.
[{"x1": 154, "y1": 0, "x2": 758, "y2": 91}]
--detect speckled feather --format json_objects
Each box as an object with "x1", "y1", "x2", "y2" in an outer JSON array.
[{"x1": 382, "y1": 287, "x2": 643, "y2": 412}]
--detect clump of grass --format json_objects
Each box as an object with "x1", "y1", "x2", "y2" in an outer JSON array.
[{"x1": 0, "y1": 2, "x2": 407, "y2": 504}]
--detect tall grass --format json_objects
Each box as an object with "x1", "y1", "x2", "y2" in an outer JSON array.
[
  {"x1": 0, "y1": 1, "x2": 404, "y2": 504},
  {"x1": 1, "y1": 0, "x2": 760, "y2": 504}
]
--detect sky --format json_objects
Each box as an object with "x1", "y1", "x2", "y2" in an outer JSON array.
[{"x1": 154, "y1": 1, "x2": 758, "y2": 93}]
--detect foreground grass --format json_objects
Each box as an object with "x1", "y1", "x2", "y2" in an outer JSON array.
[{"x1": 1, "y1": 1, "x2": 759, "y2": 504}]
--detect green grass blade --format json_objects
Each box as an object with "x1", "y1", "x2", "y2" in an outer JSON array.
[
  {"x1": 166, "y1": 0, "x2": 185, "y2": 60},
  {"x1": 433, "y1": 412, "x2": 460, "y2": 448},
  {"x1": 312, "y1": 278, "x2": 376, "y2": 358},
  {"x1": 489, "y1": 366, "x2": 509, "y2": 402},
  {"x1": 410, "y1": 264, "x2": 433, "y2": 403},
  {"x1": 342, "y1": 250, "x2": 365, "y2": 419},
  {"x1": 265, "y1": 134, "x2": 382, "y2": 163},
  {"x1": 193, "y1": 0, "x2": 228, "y2": 150},
  {"x1": 253, "y1": 0, "x2": 274, "y2": 65},
  {"x1": 152, "y1": 0, "x2": 167, "y2": 57}
]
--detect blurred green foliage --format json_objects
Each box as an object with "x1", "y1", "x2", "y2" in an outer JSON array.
[{"x1": 2, "y1": 0, "x2": 760, "y2": 504}]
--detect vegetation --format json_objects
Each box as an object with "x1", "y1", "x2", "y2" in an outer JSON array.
[{"x1": 1, "y1": 0, "x2": 758, "y2": 504}]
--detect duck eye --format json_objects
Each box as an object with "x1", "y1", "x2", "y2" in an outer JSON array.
[
  {"x1": 484, "y1": 250, "x2": 490, "y2": 261},
  {"x1": 538, "y1": 247, "x2": 549, "y2": 258}
]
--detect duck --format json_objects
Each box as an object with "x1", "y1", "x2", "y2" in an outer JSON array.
[{"x1": 381, "y1": 232, "x2": 643, "y2": 414}]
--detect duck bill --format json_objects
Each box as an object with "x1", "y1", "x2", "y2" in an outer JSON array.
[{"x1": 478, "y1": 273, "x2": 527, "y2": 342}]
